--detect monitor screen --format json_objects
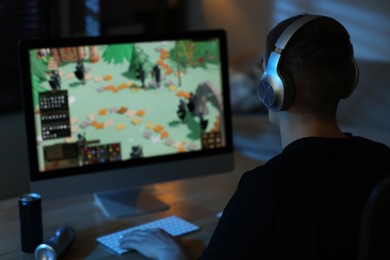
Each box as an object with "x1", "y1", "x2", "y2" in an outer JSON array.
[{"x1": 18, "y1": 29, "x2": 234, "y2": 218}]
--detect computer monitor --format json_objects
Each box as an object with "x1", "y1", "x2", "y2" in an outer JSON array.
[{"x1": 18, "y1": 29, "x2": 234, "y2": 218}]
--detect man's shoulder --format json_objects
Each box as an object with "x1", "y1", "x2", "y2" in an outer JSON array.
[{"x1": 240, "y1": 155, "x2": 298, "y2": 186}]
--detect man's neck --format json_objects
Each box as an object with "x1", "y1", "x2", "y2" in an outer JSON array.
[{"x1": 276, "y1": 113, "x2": 347, "y2": 149}]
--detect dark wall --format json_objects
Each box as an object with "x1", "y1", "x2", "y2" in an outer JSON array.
[
  {"x1": 1, "y1": 0, "x2": 186, "y2": 114},
  {"x1": 1, "y1": 0, "x2": 59, "y2": 113}
]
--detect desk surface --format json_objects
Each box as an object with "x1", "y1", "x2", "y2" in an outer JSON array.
[{"x1": 0, "y1": 152, "x2": 262, "y2": 259}]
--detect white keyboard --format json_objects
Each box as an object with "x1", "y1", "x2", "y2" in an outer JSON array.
[{"x1": 96, "y1": 215, "x2": 200, "y2": 255}]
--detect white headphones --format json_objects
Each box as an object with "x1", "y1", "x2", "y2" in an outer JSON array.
[{"x1": 257, "y1": 15, "x2": 359, "y2": 111}]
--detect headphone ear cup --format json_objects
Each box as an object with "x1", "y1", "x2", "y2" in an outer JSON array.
[
  {"x1": 343, "y1": 57, "x2": 359, "y2": 98},
  {"x1": 257, "y1": 52, "x2": 294, "y2": 111},
  {"x1": 257, "y1": 75, "x2": 277, "y2": 109}
]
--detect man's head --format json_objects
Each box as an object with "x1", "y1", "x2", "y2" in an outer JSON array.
[{"x1": 259, "y1": 14, "x2": 358, "y2": 117}]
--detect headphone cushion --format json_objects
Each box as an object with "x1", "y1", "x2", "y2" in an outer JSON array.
[
  {"x1": 257, "y1": 63, "x2": 294, "y2": 111},
  {"x1": 258, "y1": 77, "x2": 276, "y2": 108},
  {"x1": 343, "y1": 57, "x2": 359, "y2": 98}
]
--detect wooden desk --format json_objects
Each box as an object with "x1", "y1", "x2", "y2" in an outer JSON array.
[{"x1": 0, "y1": 152, "x2": 262, "y2": 259}]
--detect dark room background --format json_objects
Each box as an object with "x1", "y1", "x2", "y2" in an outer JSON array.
[
  {"x1": 1, "y1": 0, "x2": 389, "y2": 114},
  {"x1": 0, "y1": 0, "x2": 389, "y2": 199}
]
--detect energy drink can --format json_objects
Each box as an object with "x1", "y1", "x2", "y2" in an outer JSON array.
[
  {"x1": 34, "y1": 226, "x2": 76, "y2": 260},
  {"x1": 18, "y1": 193, "x2": 43, "y2": 253}
]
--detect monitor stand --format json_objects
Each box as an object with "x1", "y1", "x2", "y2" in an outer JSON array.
[{"x1": 93, "y1": 188, "x2": 169, "y2": 219}]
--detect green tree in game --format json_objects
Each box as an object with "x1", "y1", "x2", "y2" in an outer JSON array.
[
  {"x1": 30, "y1": 51, "x2": 50, "y2": 108},
  {"x1": 103, "y1": 44, "x2": 152, "y2": 85},
  {"x1": 127, "y1": 47, "x2": 153, "y2": 83},
  {"x1": 30, "y1": 51, "x2": 49, "y2": 81},
  {"x1": 169, "y1": 40, "x2": 220, "y2": 86},
  {"x1": 102, "y1": 43, "x2": 134, "y2": 65}
]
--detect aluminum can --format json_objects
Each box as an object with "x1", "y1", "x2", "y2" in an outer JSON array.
[
  {"x1": 18, "y1": 193, "x2": 43, "y2": 253},
  {"x1": 34, "y1": 226, "x2": 76, "y2": 260}
]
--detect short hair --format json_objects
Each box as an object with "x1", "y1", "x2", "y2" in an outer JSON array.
[{"x1": 265, "y1": 14, "x2": 356, "y2": 116}]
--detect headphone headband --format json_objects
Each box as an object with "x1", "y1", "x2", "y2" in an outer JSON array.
[{"x1": 274, "y1": 15, "x2": 322, "y2": 50}]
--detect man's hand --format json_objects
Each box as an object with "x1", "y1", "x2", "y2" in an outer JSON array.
[{"x1": 119, "y1": 228, "x2": 188, "y2": 260}]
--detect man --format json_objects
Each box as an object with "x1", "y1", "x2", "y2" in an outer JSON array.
[{"x1": 119, "y1": 14, "x2": 390, "y2": 259}]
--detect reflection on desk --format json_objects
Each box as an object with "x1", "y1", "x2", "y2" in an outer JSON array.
[{"x1": 0, "y1": 152, "x2": 262, "y2": 260}]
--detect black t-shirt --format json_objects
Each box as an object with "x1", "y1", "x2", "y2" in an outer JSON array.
[{"x1": 200, "y1": 134, "x2": 390, "y2": 260}]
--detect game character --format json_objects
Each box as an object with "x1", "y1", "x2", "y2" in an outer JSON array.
[
  {"x1": 48, "y1": 70, "x2": 61, "y2": 90},
  {"x1": 187, "y1": 92, "x2": 197, "y2": 114},
  {"x1": 77, "y1": 132, "x2": 86, "y2": 147},
  {"x1": 152, "y1": 64, "x2": 161, "y2": 89},
  {"x1": 74, "y1": 59, "x2": 86, "y2": 84},
  {"x1": 130, "y1": 145, "x2": 143, "y2": 159},
  {"x1": 36, "y1": 48, "x2": 50, "y2": 59},
  {"x1": 177, "y1": 99, "x2": 186, "y2": 122},
  {"x1": 76, "y1": 132, "x2": 87, "y2": 159},
  {"x1": 136, "y1": 63, "x2": 146, "y2": 88},
  {"x1": 199, "y1": 112, "x2": 208, "y2": 132}
]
